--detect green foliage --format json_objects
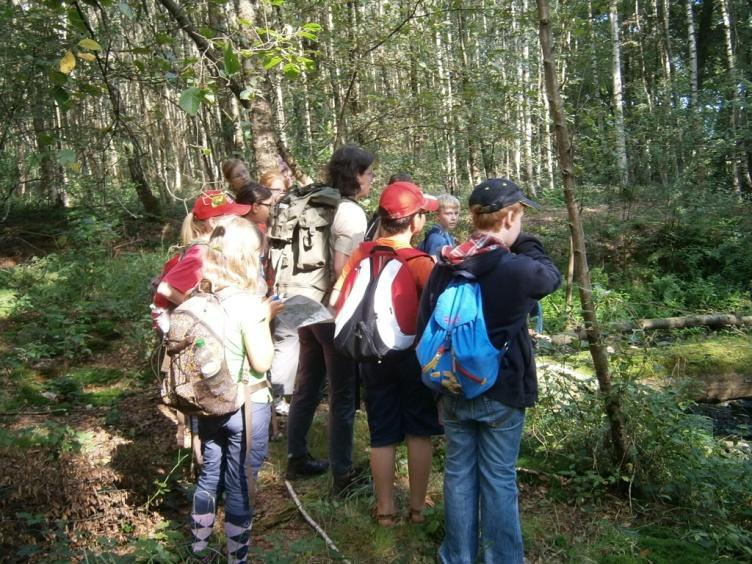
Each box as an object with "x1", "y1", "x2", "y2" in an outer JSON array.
[
  {"x1": 145, "y1": 450, "x2": 190, "y2": 510},
  {"x1": 0, "y1": 211, "x2": 165, "y2": 363},
  {"x1": 0, "y1": 421, "x2": 90, "y2": 457},
  {"x1": 525, "y1": 375, "x2": 752, "y2": 558}
]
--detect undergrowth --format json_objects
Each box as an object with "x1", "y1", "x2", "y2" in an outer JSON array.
[
  {"x1": 526, "y1": 368, "x2": 752, "y2": 560},
  {"x1": 0, "y1": 210, "x2": 165, "y2": 365}
]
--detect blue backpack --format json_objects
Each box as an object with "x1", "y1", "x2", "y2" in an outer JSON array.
[{"x1": 417, "y1": 275, "x2": 505, "y2": 398}]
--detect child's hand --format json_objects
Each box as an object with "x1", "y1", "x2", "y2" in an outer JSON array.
[{"x1": 264, "y1": 295, "x2": 285, "y2": 321}]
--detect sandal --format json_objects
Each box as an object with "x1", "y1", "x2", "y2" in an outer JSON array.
[
  {"x1": 372, "y1": 507, "x2": 398, "y2": 527},
  {"x1": 409, "y1": 508, "x2": 425, "y2": 524}
]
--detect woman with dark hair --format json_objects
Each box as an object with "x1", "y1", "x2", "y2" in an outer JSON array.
[
  {"x1": 284, "y1": 144, "x2": 375, "y2": 496},
  {"x1": 326, "y1": 143, "x2": 375, "y2": 199}
]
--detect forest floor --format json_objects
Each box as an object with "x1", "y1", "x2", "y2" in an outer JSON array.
[
  {"x1": 0, "y1": 348, "x2": 639, "y2": 562},
  {"x1": 2, "y1": 332, "x2": 746, "y2": 563}
]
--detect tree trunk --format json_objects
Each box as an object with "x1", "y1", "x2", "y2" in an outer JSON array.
[
  {"x1": 574, "y1": 314, "x2": 752, "y2": 336},
  {"x1": 32, "y1": 115, "x2": 58, "y2": 203},
  {"x1": 537, "y1": 0, "x2": 631, "y2": 469},
  {"x1": 719, "y1": 0, "x2": 752, "y2": 193},
  {"x1": 685, "y1": 0, "x2": 699, "y2": 109},
  {"x1": 609, "y1": 0, "x2": 629, "y2": 192}
]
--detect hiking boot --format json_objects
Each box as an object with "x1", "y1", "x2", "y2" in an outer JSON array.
[
  {"x1": 285, "y1": 454, "x2": 329, "y2": 480},
  {"x1": 331, "y1": 466, "x2": 371, "y2": 498}
]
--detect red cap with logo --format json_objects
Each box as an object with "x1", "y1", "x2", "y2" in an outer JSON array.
[
  {"x1": 192, "y1": 190, "x2": 251, "y2": 220},
  {"x1": 379, "y1": 181, "x2": 439, "y2": 219}
]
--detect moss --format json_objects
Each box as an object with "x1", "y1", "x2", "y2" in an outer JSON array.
[
  {"x1": 658, "y1": 335, "x2": 752, "y2": 378},
  {"x1": 79, "y1": 388, "x2": 128, "y2": 407},
  {"x1": 61, "y1": 367, "x2": 125, "y2": 387},
  {"x1": 540, "y1": 333, "x2": 752, "y2": 383}
]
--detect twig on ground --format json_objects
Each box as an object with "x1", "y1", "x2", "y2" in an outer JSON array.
[
  {"x1": 0, "y1": 408, "x2": 69, "y2": 416},
  {"x1": 284, "y1": 480, "x2": 351, "y2": 564}
]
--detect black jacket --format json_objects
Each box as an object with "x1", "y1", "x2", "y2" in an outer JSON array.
[{"x1": 416, "y1": 233, "x2": 561, "y2": 408}]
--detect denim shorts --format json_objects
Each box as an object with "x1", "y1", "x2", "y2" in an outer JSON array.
[{"x1": 360, "y1": 353, "x2": 443, "y2": 447}]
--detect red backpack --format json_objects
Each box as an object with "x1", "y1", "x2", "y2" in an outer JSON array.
[{"x1": 333, "y1": 242, "x2": 427, "y2": 362}]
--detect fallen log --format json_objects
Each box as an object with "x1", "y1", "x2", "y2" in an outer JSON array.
[{"x1": 571, "y1": 314, "x2": 752, "y2": 337}]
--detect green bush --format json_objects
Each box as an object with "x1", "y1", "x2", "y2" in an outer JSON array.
[
  {"x1": 525, "y1": 378, "x2": 752, "y2": 558},
  {"x1": 0, "y1": 212, "x2": 166, "y2": 362}
]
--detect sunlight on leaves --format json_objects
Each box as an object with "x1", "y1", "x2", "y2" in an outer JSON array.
[
  {"x1": 179, "y1": 87, "x2": 203, "y2": 116},
  {"x1": 78, "y1": 38, "x2": 102, "y2": 51},
  {"x1": 59, "y1": 50, "x2": 75, "y2": 74}
]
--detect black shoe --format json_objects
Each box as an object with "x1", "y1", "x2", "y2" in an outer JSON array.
[
  {"x1": 331, "y1": 466, "x2": 371, "y2": 498},
  {"x1": 286, "y1": 454, "x2": 329, "y2": 480}
]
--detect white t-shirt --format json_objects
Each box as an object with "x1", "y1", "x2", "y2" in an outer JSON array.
[{"x1": 330, "y1": 199, "x2": 367, "y2": 258}]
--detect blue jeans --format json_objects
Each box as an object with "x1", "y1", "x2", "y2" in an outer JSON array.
[
  {"x1": 287, "y1": 322, "x2": 357, "y2": 476},
  {"x1": 439, "y1": 396, "x2": 525, "y2": 564},
  {"x1": 194, "y1": 402, "x2": 271, "y2": 521}
]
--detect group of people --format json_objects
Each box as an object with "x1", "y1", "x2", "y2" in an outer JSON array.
[{"x1": 150, "y1": 144, "x2": 561, "y2": 564}]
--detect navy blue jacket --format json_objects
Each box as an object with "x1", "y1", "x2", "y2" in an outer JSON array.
[
  {"x1": 419, "y1": 225, "x2": 456, "y2": 259},
  {"x1": 416, "y1": 233, "x2": 561, "y2": 409}
]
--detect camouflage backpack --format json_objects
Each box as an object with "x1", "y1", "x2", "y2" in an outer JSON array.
[
  {"x1": 267, "y1": 183, "x2": 341, "y2": 302},
  {"x1": 161, "y1": 290, "x2": 242, "y2": 416}
]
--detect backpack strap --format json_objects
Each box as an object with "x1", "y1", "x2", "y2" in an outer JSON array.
[
  {"x1": 449, "y1": 252, "x2": 529, "y2": 349},
  {"x1": 365, "y1": 242, "x2": 428, "y2": 261}
]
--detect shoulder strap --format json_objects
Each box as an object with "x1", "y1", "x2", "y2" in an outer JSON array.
[
  {"x1": 395, "y1": 247, "x2": 429, "y2": 261},
  {"x1": 366, "y1": 243, "x2": 427, "y2": 262}
]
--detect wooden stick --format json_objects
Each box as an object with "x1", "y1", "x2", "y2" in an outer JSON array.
[{"x1": 284, "y1": 480, "x2": 351, "y2": 564}]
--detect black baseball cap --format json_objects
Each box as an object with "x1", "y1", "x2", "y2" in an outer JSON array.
[{"x1": 469, "y1": 178, "x2": 540, "y2": 213}]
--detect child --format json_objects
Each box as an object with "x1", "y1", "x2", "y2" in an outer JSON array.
[
  {"x1": 332, "y1": 181, "x2": 443, "y2": 523},
  {"x1": 189, "y1": 216, "x2": 281, "y2": 563},
  {"x1": 259, "y1": 170, "x2": 289, "y2": 204},
  {"x1": 151, "y1": 192, "x2": 251, "y2": 461},
  {"x1": 419, "y1": 193, "x2": 460, "y2": 259},
  {"x1": 222, "y1": 158, "x2": 251, "y2": 195},
  {"x1": 151, "y1": 191, "x2": 251, "y2": 335},
  {"x1": 417, "y1": 179, "x2": 561, "y2": 563}
]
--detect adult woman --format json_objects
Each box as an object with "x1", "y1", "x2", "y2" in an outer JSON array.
[
  {"x1": 189, "y1": 216, "x2": 281, "y2": 563},
  {"x1": 285, "y1": 144, "x2": 375, "y2": 495},
  {"x1": 222, "y1": 158, "x2": 251, "y2": 195},
  {"x1": 417, "y1": 179, "x2": 561, "y2": 563}
]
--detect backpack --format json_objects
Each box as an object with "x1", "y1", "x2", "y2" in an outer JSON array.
[
  {"x1": 334, "y1": 243, "x2": 427, "y2": 362},
  {"x1": 267, "y1": 183, "x2": 341, "y2": 302},
  {"x1": 161, "y1": 289, "x2": 241, "y2": 416},
  {"x1": 416, "y1": 265, "x2": 518, "y2": 398}
]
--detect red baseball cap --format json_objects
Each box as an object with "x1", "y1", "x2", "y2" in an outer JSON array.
[
  {"x1": 192, "y1": 190, "x2": 251, "y2": 220},
  {"x1": 379, "y1": 181, "x2": 439, "y2": 219}
]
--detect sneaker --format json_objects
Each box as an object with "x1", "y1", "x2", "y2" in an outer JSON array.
[
  {"x1": 275, "y1": 399, "x2": 290, "y2": 416},
  {"x1": 285, "y1": 454, "x2": 329, "y2": 480}
]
